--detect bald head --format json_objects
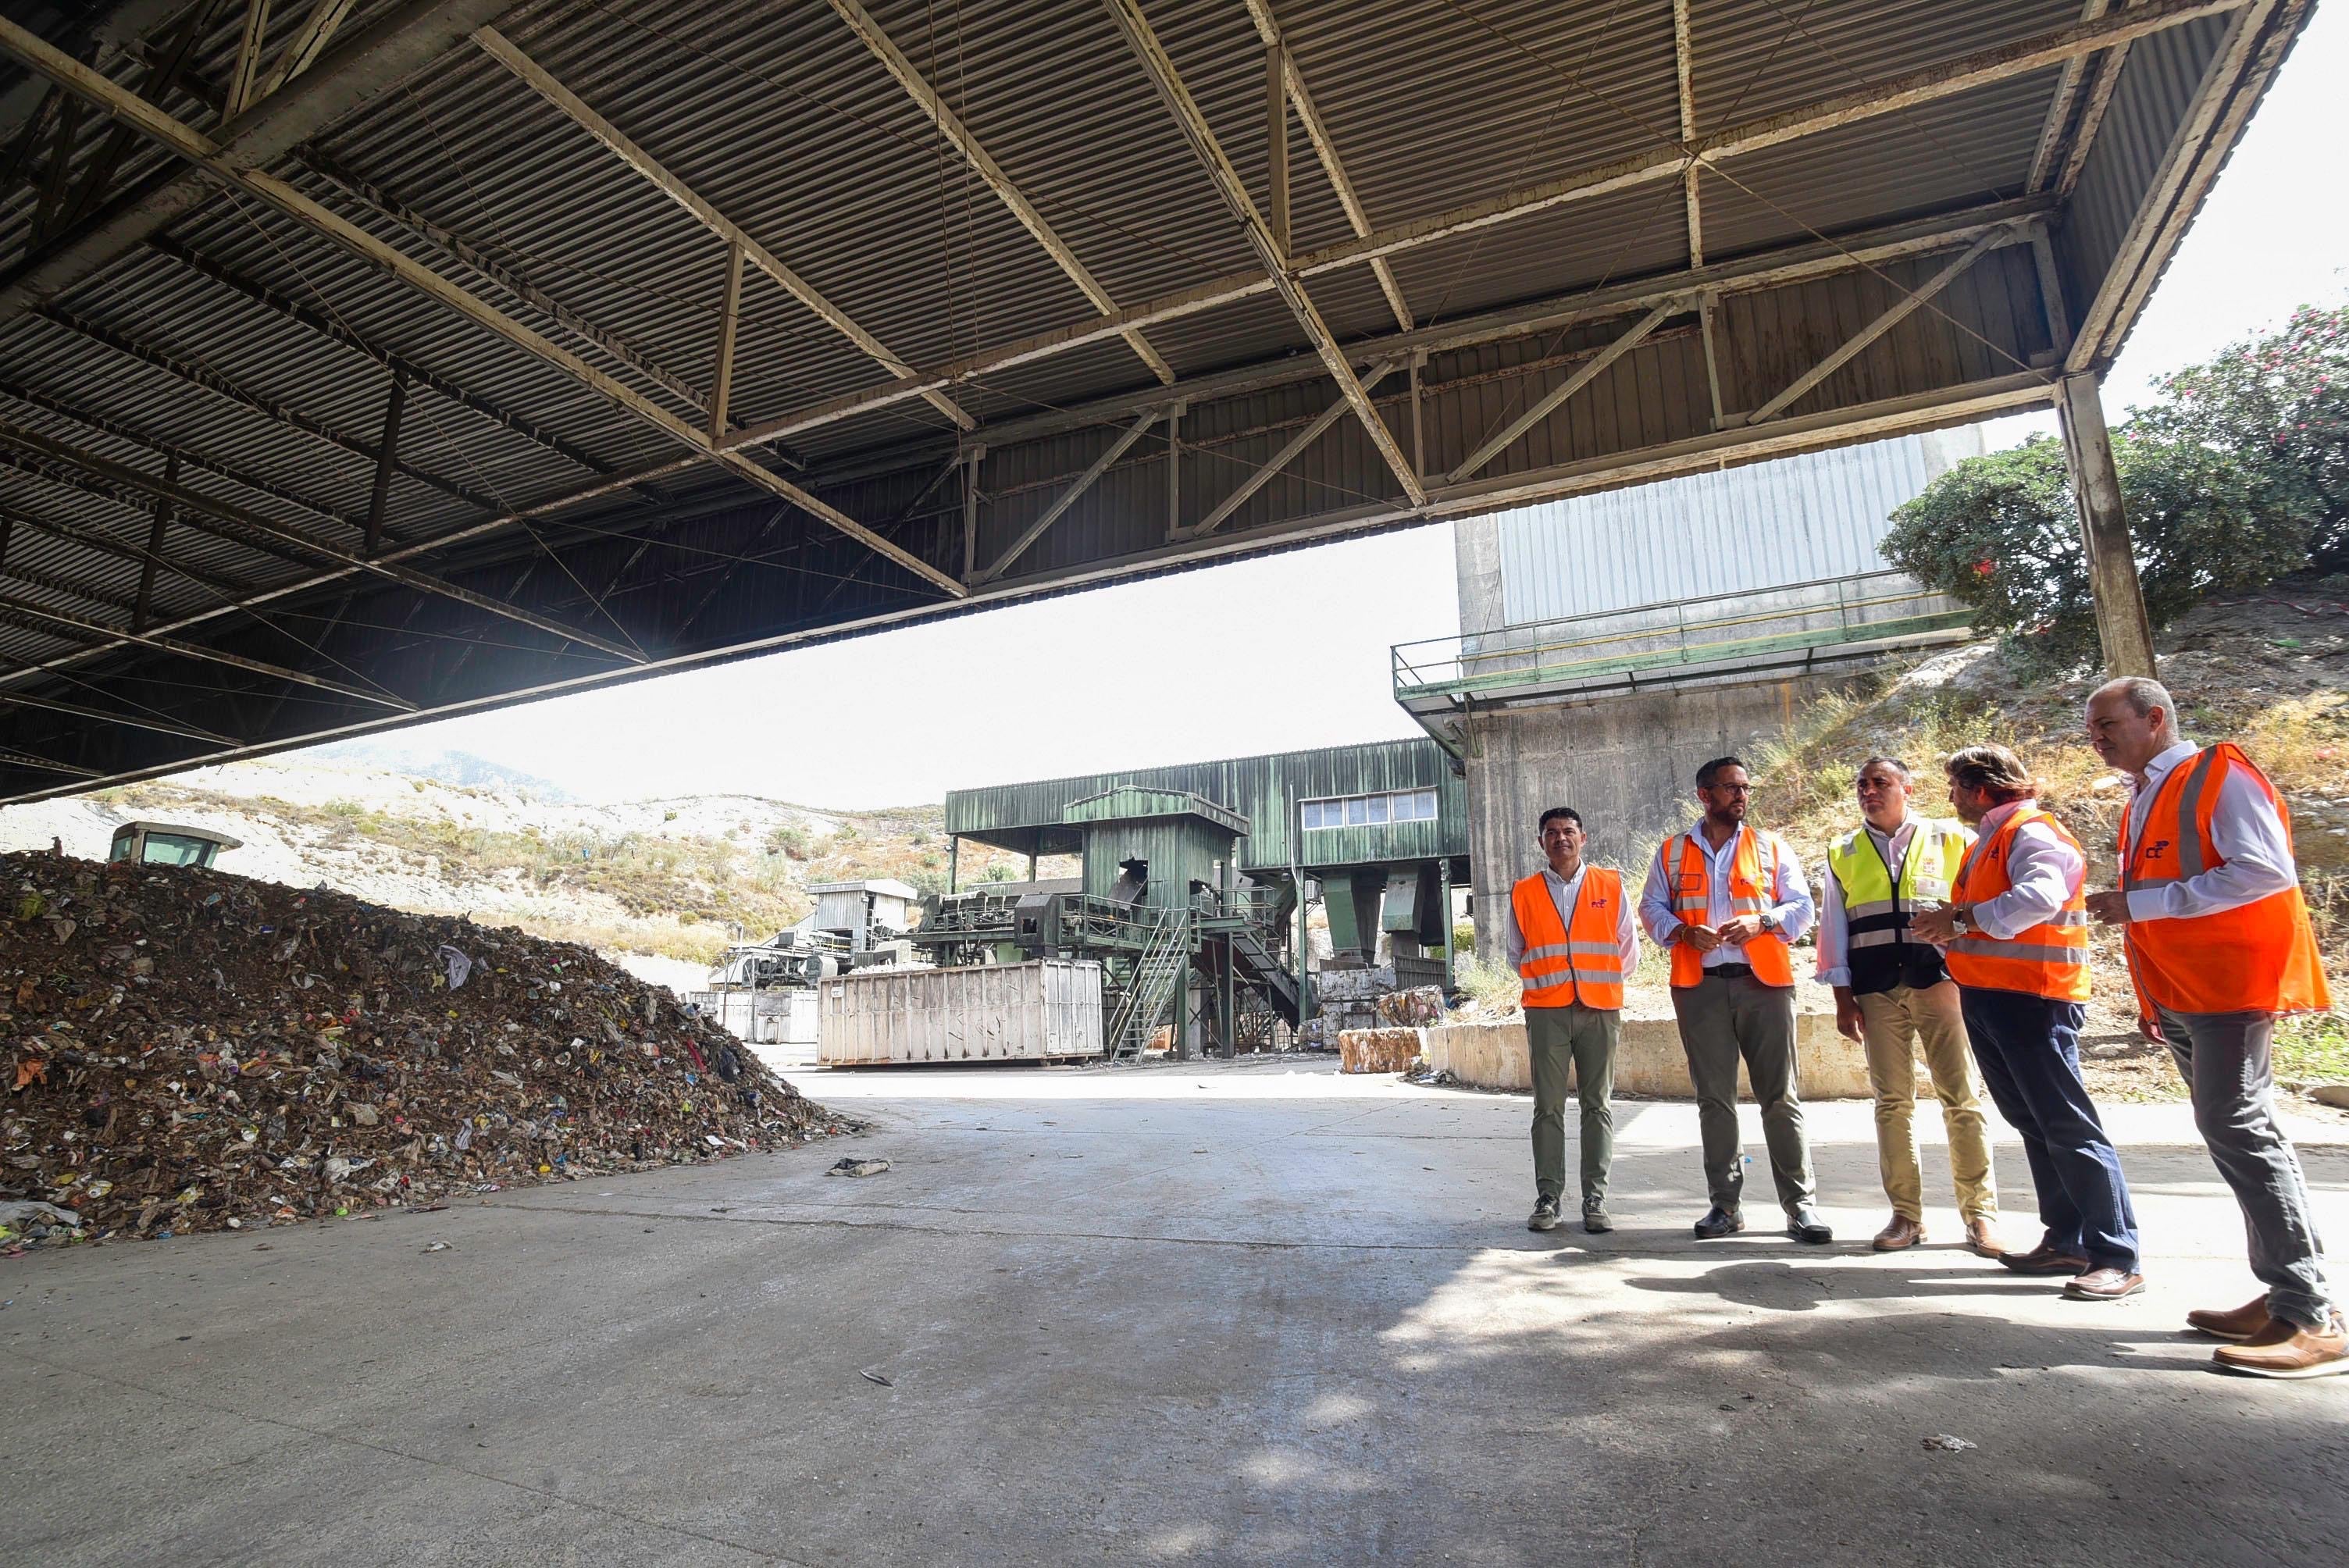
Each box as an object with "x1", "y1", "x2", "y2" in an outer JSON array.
[{"x1": 2086, "y1": 676, "x2": 2181, "y2": 775}]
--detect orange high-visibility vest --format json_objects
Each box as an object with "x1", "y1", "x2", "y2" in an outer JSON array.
[
  {"x1": 1663, "y1": 828, "x2": 1794, "y2": 989},
  {"x1": 1512, "y1": 868, "x2": 1627, "y2": 1009},
  {"x1": 1944, "y1": 804, "x2": 2091, "y2": 1002},
  {"x1": 2119, "y1": 743, "x2": 2332, "y2": 1017}
]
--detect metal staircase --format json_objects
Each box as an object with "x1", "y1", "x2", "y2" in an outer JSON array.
[
  {"x1": 1106, "y1": 906, "x2": 1189, "y2": 1059},
  {"x1": 1227, "y1": 928, "x2": 1300, "y2": 1027}
]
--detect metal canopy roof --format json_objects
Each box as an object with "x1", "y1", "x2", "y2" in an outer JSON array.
[{"x1": 0, "y1": 0, "x2": 2311, "y2": 800}]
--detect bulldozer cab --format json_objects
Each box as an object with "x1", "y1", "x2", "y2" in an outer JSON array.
[{"x1": 107, "y1": 821, "x2": 241, "y2": 869}]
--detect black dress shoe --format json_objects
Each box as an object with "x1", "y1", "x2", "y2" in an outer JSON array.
[
  {"x1": 1785, "y1": 1206, "x2": 1834, "y2": 1245},
  {"x1": 1693, "y1": 1205, "x2": 1745, "y2": 1239}
]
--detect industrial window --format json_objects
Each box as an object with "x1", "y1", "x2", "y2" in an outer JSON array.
[{"x1": 1303, "y1": 789, "x2": 1438, "y2": 829}]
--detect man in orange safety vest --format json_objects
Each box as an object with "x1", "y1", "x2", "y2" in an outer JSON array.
[
  {"x1": 1509, "y1": 806, "x2": 1639, "y2": 1235},
  {"x1": 2083, "y1": 676, "x2": 2342, "y2": 1379}
]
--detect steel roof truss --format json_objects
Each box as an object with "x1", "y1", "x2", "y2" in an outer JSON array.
[
  {"x1": 975, "y1": 407, "x2": 1163, "y2": 583},
  {"x1": 1100, "y1": 0, "x2": 1426, "y2": 508},
  {"x1": 1448, "y1": 302, "x2": 1683, "y2": 483},
  {"x1": 472, "y1": 23, "x2": 978, "y2": 434},
  {"x1": 1185, "y1": 360, "x2": 1398, "y2": 540},
  {"x1": 829, "y1": 0, "x2": 1177, "y2": 387},
  {"x1": 1743, "y1": 221, "x2": 2024, "y2": 426},
  {"x1": 0, "y1": 16, "x2": 965, "y2": 600},
  {"x1": 0, "y1": 587, "x2": 410, "y2": 709}
]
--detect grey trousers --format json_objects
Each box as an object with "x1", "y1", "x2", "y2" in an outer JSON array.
[
  {"x1": 1671, "y1": 972, "x2": 1816, "y2": 1213},
  {"x1": 1527, "y1": 1003, "x2": 1619, "y2": 1205},
  {"x1": 2158, "y1": 1005, "x2": 2335, "y2": 1330}
]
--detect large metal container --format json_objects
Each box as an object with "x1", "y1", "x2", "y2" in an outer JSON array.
[
  {"x1": 818, "y1": 960, "x2": 1104, "y2": 1066},
  {"x1": 689, "y1": 987, "x2": 820, "y2": 1047}
]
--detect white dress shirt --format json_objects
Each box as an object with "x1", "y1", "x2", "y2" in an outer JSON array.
[
  {"x1": 1814, "y1": 813, "x2": 1976, "y2": 985},
  {"x1": 1638, "y1": 823, "x2": 1815, "y2": 968},
  {"x1": 1505, "y1": 862, "x2": 1640, "y2": 979},
  {"x1": 2123, "y1": 740, "x2": 2299, "y2": 921},
  {"x1": 1963, "y1": 798, "x2": 2083, "y2": 940}
]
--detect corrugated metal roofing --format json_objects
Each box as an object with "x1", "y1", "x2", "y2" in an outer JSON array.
[{"x1": 0, "y1": 0, "x2": 2308, "y2": 800}]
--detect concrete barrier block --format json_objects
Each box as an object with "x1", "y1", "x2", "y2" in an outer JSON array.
[{"x1": 1424, "y1": 1013, "x2": 1887, "y2": 1100}]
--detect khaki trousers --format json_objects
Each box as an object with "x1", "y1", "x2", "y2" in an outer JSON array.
[{"x1": 1854, "y1": 981, "x2": 1997, "y2": 1223}]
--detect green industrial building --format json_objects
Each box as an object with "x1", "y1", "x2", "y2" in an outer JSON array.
[{"x1": 930, "y1": 739, "x2": 1471, "y2": 1057}]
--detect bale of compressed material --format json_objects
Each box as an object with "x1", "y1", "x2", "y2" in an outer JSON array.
[
  {"x1": 0, "y1": 851, "x2": 852, "y2": 1247},
  {"x1": 1338, "y1": 1027, "x2": 1421, "y2": 1074}
]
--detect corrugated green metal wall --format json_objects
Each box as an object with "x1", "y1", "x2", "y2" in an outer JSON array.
[
  {"x1": 1080, "y1": 818, "x2": 1235, "y2": 909},
  {"x1": 947, "y1": 740, "x2": 1468, "y2": 875}
]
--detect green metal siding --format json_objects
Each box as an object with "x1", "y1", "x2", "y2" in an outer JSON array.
[
  {"x1": 1079, "y1": 818, "x2": 1232, "y2": 910},
  {"x1": 946, "y1": 739, "x2": 1467, "y2": 875}
]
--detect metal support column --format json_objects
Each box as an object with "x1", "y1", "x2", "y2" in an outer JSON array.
[
  {"x1": 2055, "y1": 371, "x2": 2157, "y2": 677},
  {"x1": 363, "y1": 369, "x2": 406, "y2": 557},
  {"x1": 947, "y1": 836, "x2": 959, "y2": 893},
  {"x1": 960, "y1": 444, "x2": 984, "y2": 582},
  {"x1": 1219, "y1": 938, "x2": 1236, "y2": 1059},
  {"x1": 1171, "y1": 948, "x2": 1192, "y2": 1061},
  {"x1": 1438, "y1": 857, "x2": 1453, "y2": 990}
]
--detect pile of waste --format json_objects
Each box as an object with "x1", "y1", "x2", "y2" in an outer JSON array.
[{"x1": 0, "y1": 850, "x2": 850, "y2": 1249}]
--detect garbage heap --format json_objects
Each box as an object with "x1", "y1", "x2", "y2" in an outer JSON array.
[{"x1": 0, "y1": 850, "x2": 850, "y2": 1248}]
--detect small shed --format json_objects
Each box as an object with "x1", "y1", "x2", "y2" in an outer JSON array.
[{"x1": 1060, "y1": 787, "x2": 1246, "y2": 911}]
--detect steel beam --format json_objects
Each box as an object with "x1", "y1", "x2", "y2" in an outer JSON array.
[
  {"x1": 828, "y1": 0, "x2": 1175, "y2": 386},
  {"x1": 1674, "y1": 0, "x2": 1702, "y2": 267},
  {"x1": 1243, "y1": 0, "x2": 1410, "y2": 331},
  {"x1": 473, "y1": 23, "x2": 977, "y2": 433},
  {"x1": 1745, "y1": 222, "x2": 2021, "y2": 425},
  {"x1": 134, "y1": 449, "x2": 175, "y2": 628},
  {"x1": 364, "y1": 369, "x2": 405, "y2": 556},
  {"x1": 0, "y1": 419, "x2": 649, "y2": 662},
  {"x1": 0, "y1": 378, "x2": 369, "y2": 533},
  {"x1": 1185, "y1": 362, "x2": 1397, "y2": 539},
  {"x1": 2028, "y1": 0, "x2": 2112, "y2": 192},
  {"x1": 2055, "y1": 371, "x2": 2156, "y2": 676},
  {"x1": 292, "y1": 148, "x2": 718, "y2": 424},
  {"x1": 0, "y1": 688, "x2": 232, "y2": 746},
  {"x1": 0, "y1": 747, "x2": 100, "y2": 779},
  {"x1": 250, "y1": 0, "x2": 361, "y2": 106},
  {"x1": 150, "y1": 235, "x2": 623, "y2": 481},
  {"x1": 0, "y1": 20, "x2": 964, "y2": 599},
  {"x1": 0, "y1": 0, "x2": 526, "y2": 323},
  {"x1": 0, "y1": 589, "x2": 412, "y2": 708},
  {"x1": 37, "y1": 305, "x2": 492, "y2": 517},
  {"x1": 1449, "y1": 302, "x2": 1681, "y2": 481},
  {"x1": 976, "y1": 408, "x2": 1161, "y2": 583},
  {"x1": 1102, "y1": 0, "x2": 1425, "y2": 508},
  {"x1": 708, "y1": 241, "x2": 743, "y2": 444},
  {"x1": 0, "y1": 497, "x2": 265, "y2": 603},
  {"x1": 226, "y1": 1, "x2": 275, "y2": 118}
]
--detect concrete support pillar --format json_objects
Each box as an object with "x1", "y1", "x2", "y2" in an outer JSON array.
[
  {"x1": 2055, "y1": 372, "x2": 2157, "y2": 678},
  {"x1": 1171, "y1": 951, "x2": 1192, "y2": 1061}
]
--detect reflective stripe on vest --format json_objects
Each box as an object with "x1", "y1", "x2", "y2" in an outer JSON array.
[
  {"x1": 1827, "y1": 819, "x2": 1968, "y2": 993},
  {"x1": 1665, "y1": 828, "x2": 1793, "y2": 989},
  {"x1": 2119, "y1": 743, "x2": 2332, "y2": 1017},
  {"x1": 1512, "y1": 868, "x2": 1627, "y2": 1009},
  {"x1": 1943, "y1": 805, "x2": 2090, "y2": 1002}
]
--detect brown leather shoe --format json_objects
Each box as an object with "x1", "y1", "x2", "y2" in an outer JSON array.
[
  {"x1": 1998, "y1": 1242, "x2": 2091, "y2": 1275},
  {"x1": 1963, "y1": 1216, "x2": 2005, "y2": 1258},
  {"x1": 2212, "y1": 1313, "x2": 2349, "y2": 1379},
  {"x1": 1871, "y1": 1214, "x2": 1924, "y2": 1252},
  {"x1": 2187, "y1": 1295, "x2": 2276, "y2": 1343},
  {"x1": 2063, "y1": 1267, "x2": 2147, "y2": 1301}
]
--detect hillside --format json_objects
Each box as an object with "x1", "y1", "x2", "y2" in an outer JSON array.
[
  {"x1": 0, "y1": 752, "x2": 1039, "y2": 982},
  {"x1": 1752, "y1": 572, "x2": 2349, "y2": 1096}
]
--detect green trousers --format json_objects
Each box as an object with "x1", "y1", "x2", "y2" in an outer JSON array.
[{"x1": 1527, "y1": 1002, "x2": 1620, "y2": 1205}]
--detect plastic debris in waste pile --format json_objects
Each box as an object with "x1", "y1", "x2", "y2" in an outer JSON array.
[{"x1": 0, "y1": 850, "x2": 857, "y2": 1250}]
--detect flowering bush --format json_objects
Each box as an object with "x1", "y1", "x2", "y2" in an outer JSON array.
[{"x1": 1881, "y1": 302, "x2": 2345, "y2": 672}]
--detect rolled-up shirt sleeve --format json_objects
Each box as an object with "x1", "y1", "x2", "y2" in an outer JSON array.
[
  {"x1": 1638, "y1": 842, "x2": 1681, "y2": 948},
  {"x1": 1504, "y1": 890, "x2": 1526, "y2": 973},
  {"x1": 1615, "y1": 880, "x2": 1641, "y2": 973},
  {"x1": 1768, "y1": 836, "x2": 1815, "y2": 943},
  {"x1": 1815, "y1": 859, "x2": 1850, "y2": 985},
  {"x1": 1972, "y1": 818, "x2": 2082, "y2": 939},
  {"x1": 2124, "y1": 761, "x2": 2300, "y2": 922}
]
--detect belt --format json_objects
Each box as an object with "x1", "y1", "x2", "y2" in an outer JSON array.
[{"x1": 1705, "y1": 963, "x2": 1755, "y2": 980}]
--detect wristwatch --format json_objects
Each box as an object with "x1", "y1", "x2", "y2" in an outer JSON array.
[
  {"x1": 1951, "y1": 905, "x2": 1977, "y2": 936},
  {"x1": 1756, "y1": 911, "x2": 1780, "y2": 935}
]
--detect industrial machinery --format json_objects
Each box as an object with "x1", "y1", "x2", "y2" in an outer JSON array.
[
  {"x1": 106, "y1": 821, "x2": 241, "y2": 868},
  {"x1": 690, "y1": 878, "x2": 916, "y2": 1047},
  {"x1": 916, "y1": 786, "x2": 1303, "y2": 1060}
]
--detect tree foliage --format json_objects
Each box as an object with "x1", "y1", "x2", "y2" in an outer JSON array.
[{"x1": 1883, "y1": 302, "x2": 2347, "y2": 672}]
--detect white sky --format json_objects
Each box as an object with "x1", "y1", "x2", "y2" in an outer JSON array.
[{"x1": 346, "y1": 8, "x2": 2349, "y2": 808}]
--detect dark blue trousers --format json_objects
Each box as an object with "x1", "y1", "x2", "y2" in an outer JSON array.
[{"x1": 1960, "y1": 985, "x2": 2140, "y2": 1272}]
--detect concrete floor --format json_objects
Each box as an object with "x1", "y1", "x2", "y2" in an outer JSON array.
[{"x1": 4, "y1": 1058, "x2": 2346, "y2": 1567}]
